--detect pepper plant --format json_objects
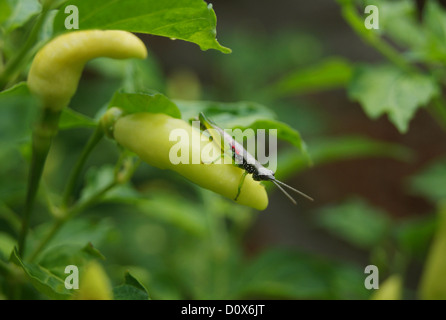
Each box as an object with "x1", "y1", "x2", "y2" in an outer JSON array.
[
  {"x1": 0, "y1": 0, "x2": 309, "y2": 299},
  {"x1": 0, "y1": 0, "x2": 445, "y2": 300}
]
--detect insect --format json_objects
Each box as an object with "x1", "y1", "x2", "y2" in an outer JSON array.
[{"x1": 198, "y1": 112, "x2": 313, "y2": 205}]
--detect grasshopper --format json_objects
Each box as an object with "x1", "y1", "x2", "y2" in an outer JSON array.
[{"x1": 198, "y1": 112, "x2": 313, "y2": 205}]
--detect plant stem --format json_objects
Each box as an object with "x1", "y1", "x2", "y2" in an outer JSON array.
[
  {"x1": 429, "y1": 97, "x2": 446, "y2": 130},
  {"x1": 340, "y1": 3, "x2": 446, "y2": 134},
  {"x1": 0, "y1": 260, "x2": 12, "y2": 278},
  {"x1": 0, "y1": 202, "x2": 22, "y2": 234},
  {"x1": 41, "y1": 182, "x2": 60, "y2": 218},
  {"x1": 0, "y1": 7, "x2": 50, "y2": 89},
  {"x1": 28, "y1": 155, "x2": 138, "y2": 262},
  {"x1": 340, "y1": 3, "x2": 415, "y2": 73},
  {"x1": 0, "y1": 41, "x2": 4, "y2": 73},
  {"x1": 29, "y1": 179, "x2": 117, "y2": 263},
  {"x1": 18, "y1": 108, "x2": 61, "y2": 258},
  {"x1": 61, "y1": 126, "x2": 104, "y2": 208},
  {"x1": 28, "y1": 217, "x2": 63, "y2": 262}
]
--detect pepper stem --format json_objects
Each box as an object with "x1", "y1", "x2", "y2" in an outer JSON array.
[
  {"x1": 61, "y1": 126, "x2": 104, "y2": 209},
  {"x1": 18, "y1": 108, "x2": 61, "y2": 258}
]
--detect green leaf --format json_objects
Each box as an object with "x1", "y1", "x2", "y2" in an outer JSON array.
[
  {"x1": 88, "y1": 55, "x2": 165, "y2": 93},
  {"x1": 0, "y1": 201, "x2": 21, "y2": 233},
  {"x1": 330, "y1": 263, "x2": 371, "y2": 300},
  {"x1": 33, "y1": 217, "x2": 115, "y2": 263},
  {"x1": 176, "y1": 100, "x2": 308, "y2": 159},
  {"x1": 109, "y1": 91, "x2": 181, "y2": 119},
  {"x1": 82, "y1": 242, "x2": 106, "y2": 260},
  {"x1": 316, "y1": 197, "x2": 391, "y2": 249},
  {"x1": 53, "y1": 0, "x2": 230, "y2": 54},
  {"x1": 235, "y1": 248, "x2": 368, "y2": 299},
  {"x1": 79, "y1": 165, "x2": 115, "y2": 203},
  {"x1": 367, "y1": 0, "x2": 425, "y2": 52},
  {"x1": 175, "y1": 100, "x2": 275, "y2": 124},
  {"x1": 101, "y1": 183, "x2": 207, "y2": 236},
  {"x1": 135, "y1": 192, "x2": 207, "y2": 236},
  {"x1": 0, "y1": 81, "x2": 31, "y2": 97},
  {"x1": 37, "y1": 242, "x2": 106, "y2": 280},
  {"x1": 394, "y1": 215, "x2": 436, "y2": 260},
  {"x1": 102, "y1": 183, "x2": 142, "y2": 203},
  {"x1": 422, "y1": 1, "x2": 446, "y2": 63},
  {"x1": 113, "y1": 271, "x2": 150, "y2": 300},
  {"x1": 276, "y1": 135, "x2": 413, "y2": 180},
  {"x1": 0, "y1": 232, "x2": 15, "y2": 260},
  {"x1": 272, "y1": 58, "x2": 353, "y2": 96},
  {"x1": 10, "y1": 248, "x2": 72, "y2": 299},
  {"x1": 210, "y1": 30, "x2": 323, "y2": 99},
  {"x1": 348, "y1": 64, "x2": 439, "y2": 133},
  {"x1": 236, "y1": 249, "x2": 330, "y2": 299},
  {"x1": 37, "y1": 9, "x2": 58, "y2": 45},
  {"x1": 0, "y1": 82, "x2": 38, "y2": 148},
  {"x1": 59, "y1": 107, "x2": 97, "y2": 130},
  {"x1": 4, "y1": 0, "x2": 41, "y2": 32},
  {"x1": 0, "y1": 83, "x2": 36, "y2": 188},
  {"x1": 235, "y1": 119, "x2": 309, "y2": 164},
  {"x1": 409, "y1": 157, "x2": 446, "y2": 203},
  {"x1": 307, "y1": 135, "x2": 413, "y2": 164},
  {"x1": 0, "y1": 0, "x2": 11, "y2": 24}
]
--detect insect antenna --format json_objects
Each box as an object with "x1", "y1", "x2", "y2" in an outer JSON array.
[
  {"x1": 271, "y1": 180, "x2": 297, "y2": 205},
  {"x1": 273, "y1": 179, "x2": 314, "y2": 202}
]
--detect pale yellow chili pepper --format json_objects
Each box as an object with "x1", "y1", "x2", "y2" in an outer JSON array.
[
  {"x1": 74, "y1": 261, "x2": 113, "y2": 300},
  {"x1": 371, "y1": 275, "x2": 402, "y2": 300},
  {"x1": 419, "y1": 203, "x2": 446, "y2": 300},
  {"x1": 18, "y1": 30, "x2": 147, "y2": 257},
  {"x1": 28, "y1": 30, "x2": 147, "y2": 110},
  {"x1": 112, "y1": 112, "x2": 269, "y2": 210}
]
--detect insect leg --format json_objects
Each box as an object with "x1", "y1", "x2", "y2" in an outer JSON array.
[{"x1": 234, "y1": 171, "x2": 248, "y2": 201}]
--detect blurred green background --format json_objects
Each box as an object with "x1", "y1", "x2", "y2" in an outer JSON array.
[{"x1": 2, "y1": 0, "x2": 446, "y2": 300}]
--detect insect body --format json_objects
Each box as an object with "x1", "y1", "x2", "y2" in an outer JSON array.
[{"x1": 198, "y1": 112, "x2": 313, "y2": 205}]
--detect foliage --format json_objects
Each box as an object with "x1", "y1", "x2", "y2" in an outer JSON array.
[{"x1": 0, "y1": 0, "x2": 445, "y2": 300}]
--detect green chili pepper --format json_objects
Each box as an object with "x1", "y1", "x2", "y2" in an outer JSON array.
[
  {"x1": 419, "y1": 203, "x2": 446, "y2": 300},
  {"x1": 74, "y1": 261, "x2": 113, "y2": 300}
]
